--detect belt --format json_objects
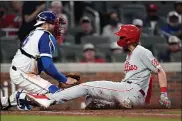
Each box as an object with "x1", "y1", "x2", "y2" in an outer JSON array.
[
  {"x1": 12, "y1": 66, "x2": 17, "y2": 71},
  {"x1": 126, "y1": 81, "x2": 145, "y2": 97}
]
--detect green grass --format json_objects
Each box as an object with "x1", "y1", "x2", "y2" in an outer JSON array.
[{"x1": 1, "y1": 115, "x2": 181, "y2": 121}]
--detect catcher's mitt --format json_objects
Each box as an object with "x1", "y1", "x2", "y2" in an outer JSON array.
[
  {"x1": 65, "y1": 72, "x2": 80, "y2": 81},
  {"x1": 59, "y1": 72, "x2": 81, "y2": 89}
]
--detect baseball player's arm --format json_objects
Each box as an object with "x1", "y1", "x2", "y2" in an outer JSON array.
[
  {"x1": 38, "y1": 33, "x2": 77, "y2": 85},
  {"x1": 141, "y1": 50, "x2": 167, "y2": 87},
  {"x1": 157, "y1": 67, "x2": 167, "y2": 88},
  {"x1": 41, "y1": 56, "x2": 67, "y2": 83},
  {"x1": 141, "y1": 50, "x2": 171, "y2": 108},
  {"x1": 41, "y1": 57, "x2": 77, "y2": 85}
]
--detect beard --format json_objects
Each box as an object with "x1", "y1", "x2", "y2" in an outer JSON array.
[
  {"x1": 47, "y1": 24, "x2": 55, "y2": 34},
  {"x1": 123, "y1": 47, "x2": 130, "y2": 53},
  {"x1": 49, "y1": 28, "x2": 54, "y2": 34}
]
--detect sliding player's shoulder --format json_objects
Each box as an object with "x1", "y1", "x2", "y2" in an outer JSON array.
[{"x1": 137, "y1": 45, "x2": 152, "y2": 55}]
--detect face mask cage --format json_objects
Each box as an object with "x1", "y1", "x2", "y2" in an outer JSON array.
[{"x1": 54, "y1": 16, "x2": 67, "y2": 45}]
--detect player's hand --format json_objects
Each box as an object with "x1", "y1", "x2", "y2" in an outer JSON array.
[
  {"x1": 58, "y1": 78, "x2": 78, "y2": 89},
  {"x1": 58, "y1": 73, "x2": 80, "y2": 89},
  {"x1": 159, "y1": 93, "x2": 171, "y2": 108},
  {"x1": 65, "y1": 77, "x2": 79, "y2": 85}
]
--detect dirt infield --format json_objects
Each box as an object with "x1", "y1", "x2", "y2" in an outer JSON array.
[{"x1": 1, "y1": 109, "x2": 181, "y2": 119}]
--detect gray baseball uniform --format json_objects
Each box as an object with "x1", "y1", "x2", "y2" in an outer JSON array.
[{"x1": 48, "y1": 45, "x2": 161, "y2": 107}]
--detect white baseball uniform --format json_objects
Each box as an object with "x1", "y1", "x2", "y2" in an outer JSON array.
[
  {"x1": 10, "y1": 27, "x2": 57, "y2": 94},
  {"x1": 48, "y1": 45, "x2": 161, "y2": 107}
]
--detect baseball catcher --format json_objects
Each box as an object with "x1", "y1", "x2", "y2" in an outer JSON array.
[
  {"x1": 27, "y1": 24, "x2": 171, "y2": 109},
  {"x1": 0, "y1": 11, "x2": 80, "y2": 110}
]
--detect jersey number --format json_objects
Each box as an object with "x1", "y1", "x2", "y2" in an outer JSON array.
[
  {"x1": 152, "y1": 58, "x2": 159, "y2": 67},
  {"x1": 21, "y1": 32, "x2": 34, "y2": 47}
]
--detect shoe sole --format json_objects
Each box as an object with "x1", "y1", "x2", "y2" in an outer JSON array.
[{"x1": 26, "y1": 94, "x2": 47, "y2": 109}]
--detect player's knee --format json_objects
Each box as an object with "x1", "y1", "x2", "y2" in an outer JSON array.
[{"x1": 48, "y1": 85, "x2": 60, "y2": 94}]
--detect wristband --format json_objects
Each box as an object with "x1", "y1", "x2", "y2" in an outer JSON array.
[{"x1": 160, "y1": 87, "x2": 167, "y2": 93}]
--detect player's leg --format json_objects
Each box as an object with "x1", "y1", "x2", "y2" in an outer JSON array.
[
  {"x1": 84, "y1": 95, "x2": 120, "y2": 109},
  {"x1": 116, "y1": 83, "x2": 145, "y2": 108},
  {"x1": 47, "y1": 81, "x2": 124, "y2": 105},
  {"x1": 11, "y1": 71, "x2": 52, "y2": 94},
  {"x1": 17, "y1": 73, "x2": 60, "y2": 108},
  {"x1": 47, "y1": 81, "x2": 145, "y2": 109},
  {"x1": 83, "y1": 82, "x2": 145, "y2": 109},
  {"x1": 5, "y1": 67, "x2": 61, "y2": 110}
]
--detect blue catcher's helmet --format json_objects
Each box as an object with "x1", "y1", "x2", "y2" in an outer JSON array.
[
  {"x1": 34, "y1": 11, "x2": 56, "y2": 26},
  {"x1": 34, "y1": 11, "x2": 67, "y2": 45}
]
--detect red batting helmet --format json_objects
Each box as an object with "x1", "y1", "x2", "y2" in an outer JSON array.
[{"x1": 115, "y1": 24, "x2": 141, "y2": 47}]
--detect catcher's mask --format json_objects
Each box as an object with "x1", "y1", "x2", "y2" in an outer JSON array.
[
  {"x1": 115, "y1": 24, "x2": 141, "y2": 48},
  {"x1": 34, "y1": 11, "x2": 67, "y2": 45},
  {"x1": 54, "y1": 16, "x2": 67, "y2": 45}
]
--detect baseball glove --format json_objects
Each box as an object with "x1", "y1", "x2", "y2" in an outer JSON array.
[{"x1": 59, "y1": 72, "x2": 81, "y2": 89}]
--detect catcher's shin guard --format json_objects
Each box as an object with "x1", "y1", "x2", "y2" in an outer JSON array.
[{"x1": 16, "y1": 91, "x2": 32, "y2": 110}]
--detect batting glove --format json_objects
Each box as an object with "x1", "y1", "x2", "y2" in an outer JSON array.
[{"x1": 159, "y1": 93, "x2": 171, "y2": 108}]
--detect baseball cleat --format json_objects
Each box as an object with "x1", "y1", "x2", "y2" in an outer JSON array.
[
  {"x1": 121, "y1": 99, "x2": 133, "y2": 109},
  {"x1": 26, "y1": 93, "x2": 55, "y2": 109}
]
